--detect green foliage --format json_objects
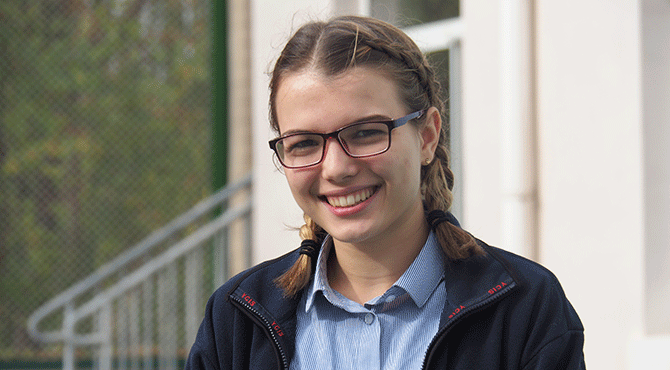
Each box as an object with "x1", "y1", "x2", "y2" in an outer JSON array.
[
  {"x1": 371, "y1": 0, "x2": 458, "y2": 26},
  {"x1": 0, "y1": 0, "x2": 212, "y2": 357},
  {"x1": 402, "y1": 0, "x2": 458, "y2": 24}
]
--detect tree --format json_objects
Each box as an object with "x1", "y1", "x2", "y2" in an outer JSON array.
[{"x1": 0, "y1": 0, "x2": 212, "y2": 358}]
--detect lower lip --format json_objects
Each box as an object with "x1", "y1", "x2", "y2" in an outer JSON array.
[{"x1": 323, "y1": 188, "x2": 378, "y2": 217}]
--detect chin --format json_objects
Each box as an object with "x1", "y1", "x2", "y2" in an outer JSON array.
[{"x1": 323, "y1": 223, "x2": 378, "y2": 245}]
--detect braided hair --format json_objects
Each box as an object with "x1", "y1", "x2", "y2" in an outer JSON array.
[{"x1": 270, "y1": 16, "x2": 483, "y2": 297}]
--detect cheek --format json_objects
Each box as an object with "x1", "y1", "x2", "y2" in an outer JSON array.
[
  {"x1": 388, "y1": 140, "x2": 422, "y2": 174},
  {"x1": 285, "y1": 170, "x2": 317, "y2": 200},
  {"x1": 370, "y1": 152, "x2": 420, "y2": 185}
]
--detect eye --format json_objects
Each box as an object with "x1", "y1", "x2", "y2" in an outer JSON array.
[
  {"x1": 343, "y1": 123, "x2": 388, "y2": 144},
  {"x1": 282, "y1": 135, "x2": 322, "y2": 156},
  {"x1": 353, "y1": 128, "x2": 385, "y2": 138}
]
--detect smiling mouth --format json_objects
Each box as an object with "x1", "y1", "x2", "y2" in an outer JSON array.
[{"x1": 325, "y1": 187, "x2": 378, "y2": 208}]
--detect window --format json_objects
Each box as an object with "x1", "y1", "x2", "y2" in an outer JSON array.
[
  {"x1": 368, "y1": 0, "x2": 463, "y2": 217},
  {"x1": 370, "y1": 0, "x2": 459, "y2": 26}
]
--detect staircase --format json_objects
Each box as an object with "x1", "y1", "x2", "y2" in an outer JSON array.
[{"x1": 27, "y1": 175, "x2": 252, "y2": 370}]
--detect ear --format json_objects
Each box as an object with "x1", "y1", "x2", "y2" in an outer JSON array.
[{"x1": 418, "y1": 107, "x2": 442, "y2": 163}]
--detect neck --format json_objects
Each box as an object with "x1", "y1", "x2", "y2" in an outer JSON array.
[{"x1": 327, "y1": 216, "x2": 430, "y2": 305}]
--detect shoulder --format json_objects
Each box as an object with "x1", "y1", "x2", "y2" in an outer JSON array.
[
  {"x1": 480, "y1": 243, "x2": 585, "y2": 367},
  {"x1": 207, "y1": 248, "x2": 301, "y2": 310},
  {"x1": 482, "y1": 244, "x2": 564, "y2": 292},
  {"x1": 453, "y1": 238, "x2": 584, "y2": 335},
  {"x1": 485, "y1": 246, "x2": 584, "y2": 369},
  {"x1": 483, "y1": 244, "x2": 579, "y2": 321},
  {"x1": 444, "y1": 239, "x2": 569, "y2": 309},
  {"x1": 186, "y1": 249, "x2": 302, "y2": 369}
]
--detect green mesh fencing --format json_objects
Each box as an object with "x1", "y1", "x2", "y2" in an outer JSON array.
[{"x1": 0, "y1": 0, "x2": 212, "y2": 362}]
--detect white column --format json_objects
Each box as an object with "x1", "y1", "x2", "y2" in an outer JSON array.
[
  {"x1": 461, "y1": 0, "x2": 504, "y2": 245},
  {"x1": 630, "y1": 1, "x2": 670, "y2": 368},
  {"x1": 334, "y1": 0, "x2": 370, "y2": 16},
  {"x1": 535, "y1": 1, "x2": 644, "y2": 369},
  {"x1": 499, "y1": 0, "x2": 537, "y2": 258},
  {"x1": 641, "y1": 0, "x2": 670, "y2": 337}
]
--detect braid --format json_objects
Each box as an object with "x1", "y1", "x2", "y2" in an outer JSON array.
[
  {"x1": 422, "y1": 139, "x2": 483, "y2": 259},
  {"x1": 349, "y1": 19, "x2": 481, "y2": 259},
  {"x1": 358, "y1": 19, "x2": 483, "y2": 259},
  {"x1": 346, "y1": 28, "x2": 442, "y2": 114},
  {"x1": 422, "y1": 142, "x2": 453, "y2": 211},
  {"x1": 274, "y1": 214, "x2": 324, "y2": 297}
]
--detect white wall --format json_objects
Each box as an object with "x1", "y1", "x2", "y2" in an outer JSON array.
[
  {"x1": 461, "y1": 0, "x2": 504, "y2": 248},
  {"x1": 460, "y1": 0, "x2": 670, "y2": 369},
  {"x1": 249, "y1": 0, "x2": 670, "y2": 368},
  {"x1": 463, "y1": 0, "x2": 670, "y2": 368},
  {"x1": 534, "y1": 1, "x2": 644, "y2": 369}
]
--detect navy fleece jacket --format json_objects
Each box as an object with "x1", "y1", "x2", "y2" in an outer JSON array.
[{"x1": 186, "y1": 237, "x2": 585, "y2": 369}]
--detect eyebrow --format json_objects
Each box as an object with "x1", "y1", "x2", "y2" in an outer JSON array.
[{"x1": 280, "y1": 114, "x2": 393, "y2": 136}]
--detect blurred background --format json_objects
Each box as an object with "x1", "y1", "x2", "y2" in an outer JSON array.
[
  {"x1": 0, "y1": 1, "x2": 218, "y2": 369},
  {"x1": 1, "y1": 0, "x2": 669, "y2": 369}
]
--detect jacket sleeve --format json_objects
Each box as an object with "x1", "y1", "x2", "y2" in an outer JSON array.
[
  {"x1": 521, "y1": 329, "x2": 586, "y2": 370},
  {"x1": 517, "y1": 270, "x2": 586, "y2": 370},
  {"x1": 184, "y1": 293, "x2": 222, "y2": 370},
  {"x1": 185, "y1": 343, "x2": 219, "y2": 370}
]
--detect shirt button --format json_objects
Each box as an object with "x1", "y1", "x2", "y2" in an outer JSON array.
[
  {"x1": 364, "y1": 313, "x2": 375, "y2": 325},
  {"x1": 385, "y1": 295, "x2": 396, "y2": 303}
]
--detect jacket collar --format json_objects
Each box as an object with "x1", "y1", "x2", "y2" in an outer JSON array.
[
  {"x1": 305, "y1": 231, "x2": 445, "y2": 312},
  {"x1": 438, "y1": 242, "x2": 517, "y2": 327},
  {"x1": 227, "y1": 252, "x2": 303, "y2": 363},
  {"x1": 228, "y1": 214, "x2": 519, "y2": 364}
]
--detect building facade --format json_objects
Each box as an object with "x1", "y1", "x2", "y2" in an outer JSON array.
[{"x1": 233, "y1": 1, "x2": 670, "y2": 368}]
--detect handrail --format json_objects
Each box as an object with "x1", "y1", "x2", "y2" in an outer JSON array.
[
  {"x1": 73, "y1": 201, "x2": 250, "y2": 324},
  {"x1": 27, "y1": 174, "x2": 252, "y2": 343}
]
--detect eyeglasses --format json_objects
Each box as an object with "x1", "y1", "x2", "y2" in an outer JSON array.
[{"x1": 269, "y1": 110, "x2": 425, "y2": 169}]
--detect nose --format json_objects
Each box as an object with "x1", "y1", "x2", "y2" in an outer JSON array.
[{"x1": 320, "y1": 137, "x2": 358, "y2": 182}]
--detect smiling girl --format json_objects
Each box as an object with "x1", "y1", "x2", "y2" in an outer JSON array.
[{"x1": 186, "y1": 15, "x2": 585, "y2": 370}]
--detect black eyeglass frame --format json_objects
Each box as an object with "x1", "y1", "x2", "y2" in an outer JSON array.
[{"x1": 268, "y1": 110, "x2": 426, "y2": 169}]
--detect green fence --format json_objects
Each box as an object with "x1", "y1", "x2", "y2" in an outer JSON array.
[{"x1": 0, "y1": 0, "x2": 212, "y2": 363}]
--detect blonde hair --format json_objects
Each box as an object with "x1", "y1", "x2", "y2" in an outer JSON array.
[{"x1": 270, "y1": 16, "x2": 483, "y2": 297}]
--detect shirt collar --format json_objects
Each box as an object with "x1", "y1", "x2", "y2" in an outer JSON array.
[
  {"x1": 394, "y1": 231, "x2": 444, "y2": 307},
  {"x1": 304, "y1": 231, "x2": 445, "y2": 311}
]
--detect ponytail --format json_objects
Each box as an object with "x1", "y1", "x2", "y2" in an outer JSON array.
[
  {"x1": 274, "y1": 214, "x2": 324, "y2": 297},
  {"x1": 422, "y1": 142, "x2": 483, "y2": 259}
]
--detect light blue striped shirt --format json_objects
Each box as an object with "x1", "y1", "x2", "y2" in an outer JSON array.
[{"x1": 290, "y1": 231, "x2": 446, "y2": 370}]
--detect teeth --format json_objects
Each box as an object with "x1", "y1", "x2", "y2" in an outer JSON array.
[{"x1": 327, "y1": 188, "x2": 374, "y2": 208}]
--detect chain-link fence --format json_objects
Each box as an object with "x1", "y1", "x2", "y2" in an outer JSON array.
[{"x1": 0, "y1": 0, "x2": 212, "y2": 365}]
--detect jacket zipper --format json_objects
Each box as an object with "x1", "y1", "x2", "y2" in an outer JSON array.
[
  {"x1": 230, "y1": 295, "x2": 290, "y2": 370},
  {"x1": 421, "y1": 284, "x2": 515, "y2": 370}
]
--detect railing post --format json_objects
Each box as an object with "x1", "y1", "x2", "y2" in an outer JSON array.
[
  {"x1": 99, "y1": 304, "x2": 113, "y2": 370},
  {"x1": 185, "y1": 248, "x2": 203, "y2": 347},
  {"x1": 142, "y1": 278, "x2": 154, "y2": 370},
  {"x1": 158, "y1": 264, "x2": 178, "y2": 370},
  {"x1": 128, "y1": 289, "x2": 141, "y2": 370},
  {"x1": 213, "y1": 228, "x2": 228, "y2": 288},
  {"x1": 117, "y1": 295, "x2": 128, "y2": 370},
  {"x1": 63, "y1": 303, "x2": 75, "y2": 370}
]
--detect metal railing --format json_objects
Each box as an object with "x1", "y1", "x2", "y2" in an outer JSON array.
[{"x1": 27, "y1": 174, "x2": 252, "y2": 370}]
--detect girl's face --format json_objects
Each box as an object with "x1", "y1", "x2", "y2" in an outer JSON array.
[{"x1": 274, "y1": 67, "x2": 440, "y2": 250}]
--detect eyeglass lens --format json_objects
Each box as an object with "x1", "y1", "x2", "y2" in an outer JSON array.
[{"x1": 276, "y1": 122, "x2": 391, "y2": 168}]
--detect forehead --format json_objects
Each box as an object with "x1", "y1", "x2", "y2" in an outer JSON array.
[{"x1": 274, "y1": 67, "x2": 405, "y2": 134}]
